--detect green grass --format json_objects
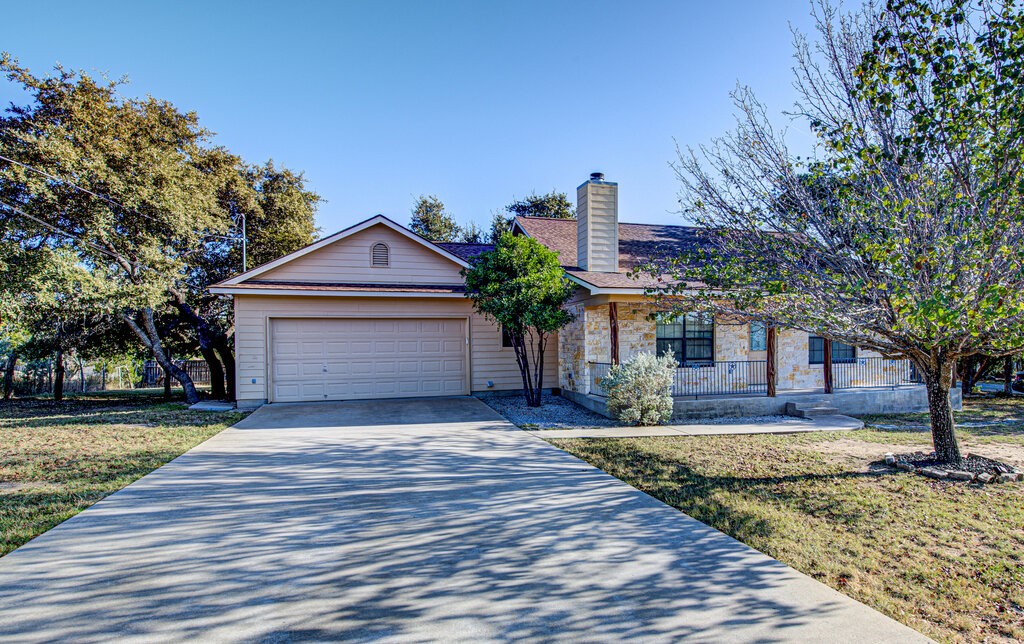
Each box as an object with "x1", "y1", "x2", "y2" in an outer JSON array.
[
  {"x1": 550, "y1": 396, "x2": 1024, "y2": 643},
  {"x1": 0, "y1": 390, "x2": 248, "y2": 557}
]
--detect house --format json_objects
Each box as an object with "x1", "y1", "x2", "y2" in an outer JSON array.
[{"x1": 210, "y1": 173, "x2": 957, "y2": 417}]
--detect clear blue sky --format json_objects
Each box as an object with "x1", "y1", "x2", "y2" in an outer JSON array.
[{"x1": 1, "y1": 1, "x2": 821, "y2": 234}]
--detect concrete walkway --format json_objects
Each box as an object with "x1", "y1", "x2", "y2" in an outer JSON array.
[
  {"x1": 0, "y1": 397, "x2": 920, "y2": 642},
  {"x1": 531, "y1": 414, "x2": 864, "y2": 439}
]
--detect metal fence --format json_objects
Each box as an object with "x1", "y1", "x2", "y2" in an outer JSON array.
[
  {"x1": 142, "y1": 360, "x2": 211, "y2": 386},
  {"x1": 589, "y1": 356, "x2": 921, "y2": 398},
  {"x1": 832, "y1": 357, "x2": 922, "y2": 389},
  {"x1": 590, "y1": 360, "x2": 769, "y2": 398}
]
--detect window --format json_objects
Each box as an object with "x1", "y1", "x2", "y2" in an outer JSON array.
[
  {"x1": 749, "y1": 322, "x2": 767, "y2": 351},
  {"x1": 501, "y1": 326, "x2": 514, "y2": 348},
  {"x1": 370, "y1": 242, "x2": 389, "y2": 267},
  {"x1": 808, "y1": 336, "x2": 856, "y2": 364},
  {"x1": 656, "y1": 312, "x2": 714, "y2": 365}
]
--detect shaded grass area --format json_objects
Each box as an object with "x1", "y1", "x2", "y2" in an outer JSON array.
[
  {"x1": 550, "y1": 397, "x2": 1024, "y2": 643},
  {"x1": 0, "y1": 390, "x2": 248, "y2": 556}
]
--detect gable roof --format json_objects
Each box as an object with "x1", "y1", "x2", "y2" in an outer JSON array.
[
  {"x1": 216, "y1": 214, "x2": 471, "y2": 287},
  {"x1": 512, "y1": 216, "x2": 705, "y2": 293}
]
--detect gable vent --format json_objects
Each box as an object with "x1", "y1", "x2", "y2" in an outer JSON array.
[{"x1": 371, "y1": 242, "x2": 390, "y2": 267}]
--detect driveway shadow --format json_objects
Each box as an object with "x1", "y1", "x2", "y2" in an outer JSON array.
[{"x1": 0, "y1": 398, "x2": 925, "y2": 642}]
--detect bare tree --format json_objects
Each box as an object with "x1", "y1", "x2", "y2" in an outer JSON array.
[{"x1": 652, "y1": 0, "x2": 1024, "y2": 465}]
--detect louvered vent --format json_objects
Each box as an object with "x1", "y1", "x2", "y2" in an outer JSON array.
[{"x1": 371, "y1": 242, "x2": 390, "y2": 267}]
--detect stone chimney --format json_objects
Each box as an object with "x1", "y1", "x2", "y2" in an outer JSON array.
[{"x1": 576, "y1": 172, "x2": 619, "y2": 272}]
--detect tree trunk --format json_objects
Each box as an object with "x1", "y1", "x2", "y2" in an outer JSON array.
[
  {"x1": 510, "y1": 333, "x2": 539, "y2": 407},
  {"x1": 2, "y1": 352, "x2": 16, "y2": 400},
  {"x1": 960, "y1": 357, "x2": 974, "y2": 398},
  {"x1": 53, "y1": 350, "x2": 65, "y2": 402},
  {"x1": 78, "y1": 357, "x2": 86, "y2": 393},
  {"x1": 200, "y1": 346, "x2": 226, "y2": 400},
  {"x1": 923, "y1": 360, "x2": 962, "y2": 465},
  {"x1": 169, "y1": 296, "x2": 233, "y2": 401},
  {"x1": 163, "y1": 358, "x2": 173, "y2": 400},
  {"x1": 1003, "y1": 357, "x2": 1013, "y2": 396},
  {"x1": 213, "y1": 338, "x2": 236, "y2": 402},
  {"x1": 124, "y1": 308, "x2": 200, "y2": 404}
]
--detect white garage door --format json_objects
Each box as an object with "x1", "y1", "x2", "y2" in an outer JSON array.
[{"x1": 270, "y1": 318, "x2": 467, "y2": 403}]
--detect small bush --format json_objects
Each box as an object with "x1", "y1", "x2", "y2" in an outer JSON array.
[{"x1": 604, "y1": 351, "x2": 677, "y2": 425}]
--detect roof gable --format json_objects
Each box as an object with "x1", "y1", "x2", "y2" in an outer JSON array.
[{"x1": 220, "y1": 215, "x2": 470, "y2": 286}]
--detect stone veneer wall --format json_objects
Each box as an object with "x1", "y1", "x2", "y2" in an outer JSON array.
[
  {"x1": 559, "y1": 302, "x2": 760, "y2": 395},
  {"x1": 616, "y1": 303, "x2": 657, "y2": 360},
  {"x1": 558, "y1": 302, "x2": 587, "y2": 394},
  {"x1": 776, "y1": 328, "x2": 823, "y2": 390},
  {"x1": 561, "y1": 304, "x2": 906, "y2": 396}
]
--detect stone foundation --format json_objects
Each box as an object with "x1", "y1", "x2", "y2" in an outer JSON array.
[{"x1": 569, "y1": 386, "x2": 963, "y2": 420}]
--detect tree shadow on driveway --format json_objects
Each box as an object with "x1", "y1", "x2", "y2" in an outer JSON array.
[{"x1": 0, "y1": 398, "x2": 924, "y2": 642}]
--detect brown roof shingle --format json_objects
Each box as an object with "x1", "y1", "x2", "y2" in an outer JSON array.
[
  {"x1": 434, "y1": 242, "x2": 494, "y2": 260},
  {"x1": 513, "y1": 216, "x2": 705, "y2": 290}
]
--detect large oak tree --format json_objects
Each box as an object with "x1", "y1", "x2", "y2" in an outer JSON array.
[{"x1": 0, "y1": 56, "x2": 318, "y2": 403}]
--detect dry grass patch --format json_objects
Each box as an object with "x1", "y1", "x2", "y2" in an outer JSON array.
[
  {"x1": 550, "y1": 397, "x2": 1024, "y2": 643},
  {"x1": 0, "y1": 391, "x2": 248, "y2": 556}
]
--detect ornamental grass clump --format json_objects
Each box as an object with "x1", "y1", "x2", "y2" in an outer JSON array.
[{"x1": 605, "y1": 351, "x2": 677, "y2": 426}]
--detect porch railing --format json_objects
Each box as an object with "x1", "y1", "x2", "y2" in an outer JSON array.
[
  {"x1": 832, "y1": 357, "x2": 922, "y2": 389},
  {"x1": 589, "y1": 360, "x2": 768, "y2": 398}
]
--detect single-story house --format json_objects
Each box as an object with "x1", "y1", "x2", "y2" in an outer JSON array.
[{"x1": 210, "y1": 173, "x2": 956, "y2": 417}]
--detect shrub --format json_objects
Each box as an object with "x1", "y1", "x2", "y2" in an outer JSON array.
[{"x1": 604, "y1": 351, "x2": 677, "y2": 425}]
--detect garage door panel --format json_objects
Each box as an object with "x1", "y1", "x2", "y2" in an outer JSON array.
[{"x1": 271, "y1": 317, "x2": 467, "y2": 402}]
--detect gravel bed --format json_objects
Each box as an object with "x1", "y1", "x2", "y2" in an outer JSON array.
[
  {"x1": 901, "y1": 453, "x2": 1018, "y2": 475},
  {"x1": 480, "y1": 394, "x2": 622, "y2": 429}
]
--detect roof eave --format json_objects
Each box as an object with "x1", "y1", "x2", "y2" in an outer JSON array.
[{"x1": 208, "y1": 286, "x2": 466, "y2": 298}]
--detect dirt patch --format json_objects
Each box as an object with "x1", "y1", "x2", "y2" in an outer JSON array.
[
  {"x1": 803, "y1": 438, "x2": 932, "y2": 471},
  {"x1": 963, "y1": 442, "x2": 1024, "y2": 469},
  {"x1": 801, "y1": 437, "x2": 1024, "y2": 472}
]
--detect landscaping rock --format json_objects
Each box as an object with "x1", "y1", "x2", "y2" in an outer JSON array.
[
  {"x1": 947, "y1": 470, "x2": 975, "y2": 481},
  {"x1": 920, "y1": 467, "x2": 948, "y2": 479},
  {"x1": 896, "y1": 462, "x2": 916, "y2": 472},
  {"x1": 978, "y1": 473, "x2": 994, "y2": 483},
  {"x1": 998, "y1": 472, "x2": 1017, "y2": 483},
  {"x1": 480, "y1": 393, "x2": 621, "y2": 430}
]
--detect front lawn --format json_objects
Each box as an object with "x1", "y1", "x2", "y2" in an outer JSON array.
[
  {"x1": 550, "y1": 396, "x2": 1024, "y2": 643},
  {"x1": 0, "y1": 390, "x2": 248, "y2": 556}
]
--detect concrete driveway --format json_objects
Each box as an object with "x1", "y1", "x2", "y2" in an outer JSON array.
[{"x1": 0, "y1": 397, "x2": 925, "y2": 642}]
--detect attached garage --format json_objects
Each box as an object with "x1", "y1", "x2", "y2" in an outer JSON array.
[
  {"x1": 210, "y1": 215, "x2": 558, "y2": 408},
  {"x1": 270, "y1": 317, "x2": 468, "y2": 403}
]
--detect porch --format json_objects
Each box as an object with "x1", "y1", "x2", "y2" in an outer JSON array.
[
  {"x1": 588, "y1": 356, "x2": 924, "y2": 399},
  {"x1": 556, "y1": 299, "x2": 956, "y2": 419}
]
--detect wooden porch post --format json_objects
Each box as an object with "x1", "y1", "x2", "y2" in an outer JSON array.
[
  {"x1": 609, "y1": 303, "x2": 620, "y2": 365},
  {"x1": 766, "y1": 325, "x2": 777, "y2": 397},
  {"x1": 823, "y1": 338, "x2": 834, "y2": 394}
]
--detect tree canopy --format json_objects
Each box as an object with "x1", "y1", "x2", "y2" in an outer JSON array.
[
  {"x1": 652, "y1": 0, "x2": 1024, "y2": 464},
  {"x1": 409, "y1": 194, "x2": 460, "y2": 242},
  {"x1": 462, "y1": 232, "x2": 574, "y2": 406},
  {"x1": 506, "y1": 191, "x2": 575, "y2": 219},
  {"x1": 0, "y1": 55, "x2": 319, "y2": 403}
]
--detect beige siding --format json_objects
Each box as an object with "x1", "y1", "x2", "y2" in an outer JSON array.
[
  {"x1": 234, "y1": 295, "x2": 557, "y2": 405},
  {"x1": 257, "y1": 224, "x2": 465, "y2": 284},
  {"x1": 576, "y1": 181, "x2": 619, "y2": 272}
]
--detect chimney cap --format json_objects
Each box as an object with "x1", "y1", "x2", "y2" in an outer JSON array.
[{"x1": 590, "y1": 172, "x2": 605, "y2": 182}]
